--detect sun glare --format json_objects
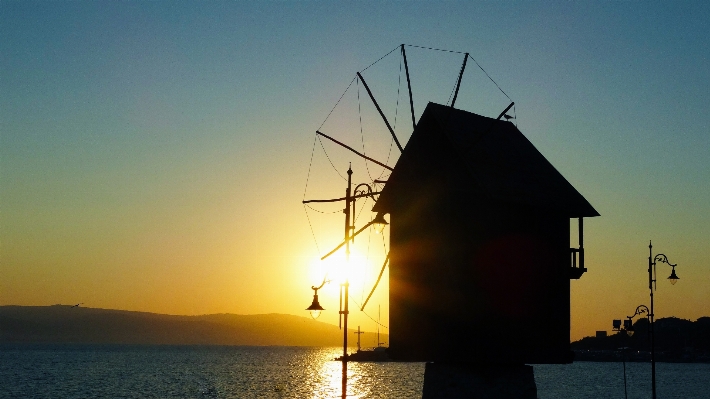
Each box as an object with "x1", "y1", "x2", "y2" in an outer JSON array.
[{"x1": 308, "y1": 249, "x2": 373, "y2": 294}]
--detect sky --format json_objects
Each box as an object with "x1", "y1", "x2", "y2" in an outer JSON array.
[{"x1": 1, "y1": 1, "x2": 708, "y2": 343}]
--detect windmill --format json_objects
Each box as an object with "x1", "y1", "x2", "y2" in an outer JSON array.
[
  {"x1": 302, "y1": 44, "x2": 517, "y2": 336},
  {"x1": 302, "y1": 45, "x2": 597, "y2": 385}
]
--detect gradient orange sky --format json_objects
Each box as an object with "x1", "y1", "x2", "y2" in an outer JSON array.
[{"x1": 2, "y1": 2, "x2": 708, "y2": 342}]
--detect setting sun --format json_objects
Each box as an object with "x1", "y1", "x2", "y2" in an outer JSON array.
[{"x1": 309, "y1": 248, "x2": 380, "y2": 295}]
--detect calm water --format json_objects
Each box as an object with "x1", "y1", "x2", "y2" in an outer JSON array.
[{"x1": 1, "y1": 345, "x2": 708, "y2": 398}]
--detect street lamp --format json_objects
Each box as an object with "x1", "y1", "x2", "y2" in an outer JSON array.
[
  {"x1": 648, "y1": 241, "x2": 679, "y2": 399},
  {"x1": 612, "y1": 318, "x2": 632, "y2": 399},
  {"x1": 306, "y1": 280, "x2": 327, "y2": 320},
  {"x1": 612, "y1": 304, "x2": 649, "y2": 399},
  {"x1": 623, "y1": 318, "x2": 634, "y2": 337},
  {"x1": 303, "y1": 166, "x2": 383, "y2": 398},
  {"x1": 372, "y1": 212, "x2": 388, "y2": 234},
  {"x1": 625, "y1": 304, "x2": 650, "y2": 337},
  {"x1": 668, "y1": 265, "x2": 679, "y2": 285}
]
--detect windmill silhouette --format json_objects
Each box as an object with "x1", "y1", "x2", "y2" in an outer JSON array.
[{"x1": 303, "y1": 44, "x2": 517, "y2": 321}]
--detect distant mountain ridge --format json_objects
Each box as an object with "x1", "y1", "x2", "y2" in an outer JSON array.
[{"x1": 0, "y1": 305, "x2": 386, "y2": 347}]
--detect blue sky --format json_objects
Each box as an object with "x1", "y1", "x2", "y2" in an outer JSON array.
[{"x1": 1, "y1": 1, "x2": 708, "y2": 341}]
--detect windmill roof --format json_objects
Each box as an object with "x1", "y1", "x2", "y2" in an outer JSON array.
[{"x1": 373, "y1": 102, "x2": 599, "y2": 218}]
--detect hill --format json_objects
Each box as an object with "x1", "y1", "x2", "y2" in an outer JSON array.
[
  {"x1": 571, "y1": 316, "x2": 710, "y2": 362},
  {"x1": 0, "y1": 305, "x2": 387, "y2": 347}
]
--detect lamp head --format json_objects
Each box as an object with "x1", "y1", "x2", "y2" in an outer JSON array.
[
  {"x1": 668, "y1": 267, "x2": 679, "y2": 285},
  {"x1": 625, "y1": 318, "x2": 635, "y2": 337},
  {"x1": 372, "y1": 213, "x2": 388, "y2": 234},
  {"x1": 306, "y1": 291, "x2": 324, "y2": 320}
]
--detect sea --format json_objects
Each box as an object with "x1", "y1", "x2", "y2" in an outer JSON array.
[{"x1": 1, "y1": 345, "x2": 708, "y2": 398}]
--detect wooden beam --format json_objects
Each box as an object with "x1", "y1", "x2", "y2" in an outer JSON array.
[
  {"x1": 361, "y1": 253, "x2": 389, "y2": 311},
  {"x1": 315, "y1": 131, "x2": 394, "y2": 171},
  {"x1": 450, "y1": 53, "x2": 469, "y2": 108},
  {"x1": 357, "y1": 72, "x2": 404, "y2": 152},
  {"x1": 321, "y1": 221, "x2": 375, "y2": 260},
  {"x1": 401, "y1": 44, "x2": 416, "y2": 131},
  {"x1": 303, "y1": 191, "x2": 381, "y2": 204},
  {"x1": 496, "y1": 102, "x2": 515, "y2": 121}
]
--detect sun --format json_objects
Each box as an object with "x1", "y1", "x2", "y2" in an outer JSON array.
[{"x1": 308, "y1": 248, "x2": 373, "y2": 294}]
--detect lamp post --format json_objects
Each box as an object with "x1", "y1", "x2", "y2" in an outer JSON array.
[
  {"x1": 612, "y1": 319, "x2": 630, "y2": 399},
  {"x1": 303, "y1": 166, "x2": 387, "y2": 398},
  {"x1": 613, "y1": 305, "x2": 650, "y2": 399},
  {"x1": 648, "y1": 241, "x2": 679, "y2": 399},
  {"x1": 624, "y1": 304, "x2": 650, "y2": 338}
]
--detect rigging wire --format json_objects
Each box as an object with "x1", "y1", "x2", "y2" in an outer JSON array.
[
  {"x1": 467, "y1": 54, "x2": 512, "y2": 102},
  {"x1": 358, "y1": 225, "x2": 390, "y2": 314},
  {"x1": 303, "y1": 205, "x2": 321, "y2": 255},
  {"x1": 301, "y1": 135, "x2": 323, "y2": 256},
  {"x1": 349, "y1": 296, "x2": 389, "y2": 329},
  {"x1": 356, "y1": 77, "x2": 375, "y2": 182},
  {"x1": 391, "y1": 56, "x2": 402, "y2": 135},
  {"x1": 317, "y1": 135, "x2": 346, "y2": 181},
  {"x1": 353, "y1": 194, "x2": 370, "y2": 225},
  {"x1": 302, "y1": 134, "x2": 318, "y2": 201},
  {"x1": 358, "y1": 54, "x2": 403, "y2": 182},
  {"x1": 361, "y1": 217, "x2": 374, "y2": 303},
  {"x1": 358, "y1": 54, "x2": 402, "y2": 183},
  {"x1": 374, "y1": 55, "x2": 402, "y2": 181},
  {"x1": 318, "y1": 77, "x2": 357, "y2": 131},
  {"x1": 360, "y1": 45, "x2": 401, "y2": 73},
  {"x1": 403, "y1": 44, "x2": 465, "y2": 54},
  {"x1": 376, "y1": 140, "x2": 395, "y2": 182},
  {"x1": 305, "y1": 204, "x2": 342, "y2": 214}
]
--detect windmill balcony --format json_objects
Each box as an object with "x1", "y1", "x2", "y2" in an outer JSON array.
[{"x1": 570, "y1": 248, "x2": 586, "y2": 279}]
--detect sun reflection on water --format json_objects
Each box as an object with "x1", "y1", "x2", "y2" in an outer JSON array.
[
  {"x1": 315, "y1": 356, "x2": 348, "y2": 399},
  {"x1": 307, "y1": 347, "x2": 426, "y2": 399},
  {"x1": 307, "y1": 347, "x2": 377, "y2": 399}
]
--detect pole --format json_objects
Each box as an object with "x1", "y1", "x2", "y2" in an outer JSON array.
[
  {"x1": 623, "y1": 330, "x2": 628, "y2": 399},
  {"x1": 579, "y1": 217, "x2": 584, "y2": 269},
  {"x1": 378, "y1": 305, "x2": 382, "y2": 347},
  {"x1": 343, "y1": 166, "x2": 352, "y2": 358},
  {"x1": 648, "y1": 240, "x2": 656, "y2": 399},
  {"x1": 355, "y1": 326, "x2": 363, "y2": 351},
  {"x1": 341, "y1": 166, "x2": 352, "y2": 398}
]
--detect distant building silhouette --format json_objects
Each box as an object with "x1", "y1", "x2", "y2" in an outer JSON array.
[{"x1": 373, "y1": 102, "x2": 599, "y2": 364}]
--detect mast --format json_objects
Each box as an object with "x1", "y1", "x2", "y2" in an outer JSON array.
[
  {"x1": 357, "y1": 72, "x2": 404, "y2": 152},
  {"x1": 377, "y1": 305, "x2": 381, "y2": 347},
  {"x1": 401, "y1": 44, "x2": 416, "y2": 131},
  {"x1": 450, "y1": 53, "x2": 469, "y2": 108},
  {"x1": 355, "y1": 326, "x2": 364, "y2": 351}
]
